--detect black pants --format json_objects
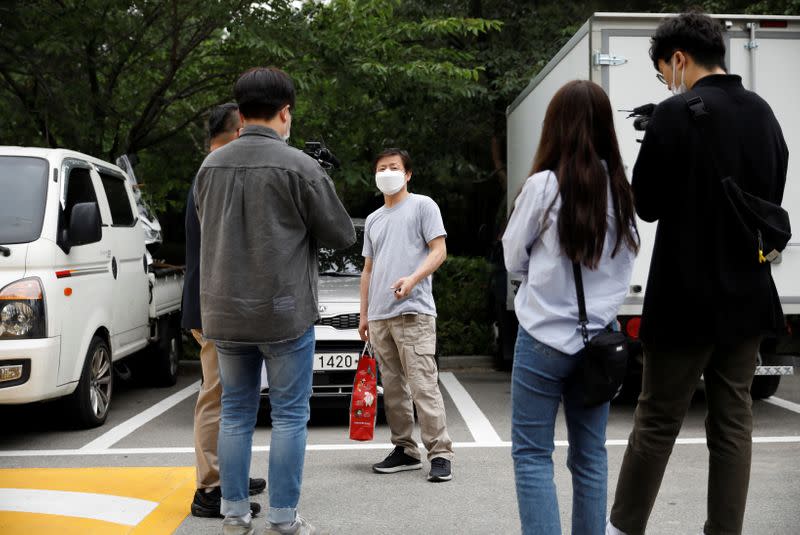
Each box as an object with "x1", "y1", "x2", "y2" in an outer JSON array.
[{"x1": 610, "y1": 337, "x2": 760, "y2": 535}]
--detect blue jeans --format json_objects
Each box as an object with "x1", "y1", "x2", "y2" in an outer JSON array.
[
  {"x1": 216, "y1": 325, "x2": 314, "y2": 525},
  {"x1": 511, "y1": 326, "x2": 609, "y2": 535}
]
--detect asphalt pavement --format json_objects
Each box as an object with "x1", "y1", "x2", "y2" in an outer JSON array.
[{"x1": 1, "y1": 360, "x2": 799, "y2": 534}]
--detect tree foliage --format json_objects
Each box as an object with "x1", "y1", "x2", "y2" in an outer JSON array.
[
  {"x1": 0, "y1": 0, "x2": 259, "y2": 159},
  {"x1": 1, "y1": 0, "x2": 797, "y2": 250}
]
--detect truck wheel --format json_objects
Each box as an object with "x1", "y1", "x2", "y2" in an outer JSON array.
[
  {"x1": 66, "y1": 336, "x2": 113, "y2": 428},
  {"x1": 149, "y1": 315, "x2": 181, "y2": 387},
  {"x1": 751, "y1": 375, "x2": 780, "y2": 400}
]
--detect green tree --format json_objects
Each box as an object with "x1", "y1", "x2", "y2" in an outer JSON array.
[{"x1": 0, "y1": 0, "x2": 259, "y2": 159}]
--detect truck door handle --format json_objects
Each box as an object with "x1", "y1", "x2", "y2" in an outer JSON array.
[{"x1": 111, "y1": 257, "x2": 118, "y2": 279}]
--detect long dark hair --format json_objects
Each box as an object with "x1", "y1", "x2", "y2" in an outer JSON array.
[{"x1": 532, "y1": 80, "x2": 639, "y2": 268}]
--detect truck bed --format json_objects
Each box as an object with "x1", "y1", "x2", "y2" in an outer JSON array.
[{"x1": 148, "y1": 263, "x2": 184, "y2": 319}]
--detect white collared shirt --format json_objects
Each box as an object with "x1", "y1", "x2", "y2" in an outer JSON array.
[{"x1": 502, "y1": 170, "x2": 636, "y2": 355}]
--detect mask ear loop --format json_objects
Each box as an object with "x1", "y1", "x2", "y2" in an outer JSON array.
[
  {"x1": 672, "y1": 58, "x2": 677, "y2": 91},
  {"x1": 670, "y1": 52, "x2": 686, "y2": 95},
  {"x1": 679, "y1": 63, "x2": 685, "y2": 92}
]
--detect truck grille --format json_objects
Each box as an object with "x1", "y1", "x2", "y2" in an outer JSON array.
[{"x1": 316, "y1": 313, "x2": 360, "y2": 330}]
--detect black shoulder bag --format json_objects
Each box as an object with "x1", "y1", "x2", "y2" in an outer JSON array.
[
  {"x1": 573, "y1": 262, "x2": 629, "y2": 408},
  {"x1": 681, "y1": 93, "x2": 791, "y2": 263}
]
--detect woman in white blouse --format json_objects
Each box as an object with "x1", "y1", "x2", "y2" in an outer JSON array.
[{"x1": 502, "y1": 80, "x2": 639, "y2": 535}]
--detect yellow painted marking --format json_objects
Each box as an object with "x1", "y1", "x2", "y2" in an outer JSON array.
[
  {"x1": 0, "y1": 467, "x2": 195, "y2": 534},
  {"x1": 0, "y1": 511, "x2": 128, "y2": 534}
]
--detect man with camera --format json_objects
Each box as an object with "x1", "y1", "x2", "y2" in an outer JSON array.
[
  {"x1": 607, "y1": 12, "x2": 788, "y2": 535},
  {"x1": 194, "y1": 67, "x2": 355, "y2": 535}
]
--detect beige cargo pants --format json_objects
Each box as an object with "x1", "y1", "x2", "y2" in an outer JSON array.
[
  {"x1": 368, "y1": 313, "x2": 454, "y2": 461},
  {"x1": 191, "y1": 329, "x2": 221, "y2": 489}
]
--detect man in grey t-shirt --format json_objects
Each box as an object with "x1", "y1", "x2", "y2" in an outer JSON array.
[{"x1": 358, "y1": 148, "x2": 454, "y2": 482}]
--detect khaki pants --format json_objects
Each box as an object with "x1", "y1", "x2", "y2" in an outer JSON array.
[
  {"x1": 369, "y1": 314, "x2": 454, "y2": 461},
  {"x1": 192, "y1": 329, "x2": 222, "y2": 489},
  {"x1": 610, "y1": 336, "x2": 760, "y2": 535}
]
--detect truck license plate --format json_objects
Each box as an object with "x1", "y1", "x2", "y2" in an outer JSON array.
[{"x1": 314, "y1": 353, "x2": 360, "y2": 371}]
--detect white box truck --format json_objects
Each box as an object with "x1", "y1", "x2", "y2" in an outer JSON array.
[
  {"x1": 0, "y1": 147, "x2": 184, "y2": 427},
  {"x1": 500, "y1": 12, "x2": 799, "y2": 399}
]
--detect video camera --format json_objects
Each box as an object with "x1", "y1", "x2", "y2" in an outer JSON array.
[
  {"x1": 303, "y1": 141, "x2": 340, "y2": 171},
  {"x1": 621, "y1": 103, "x2": 656, "y2": 142}
]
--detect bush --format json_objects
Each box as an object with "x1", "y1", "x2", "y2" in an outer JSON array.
[{"x1": 433, "y1": 256, "x2": 495, "y2": 356}]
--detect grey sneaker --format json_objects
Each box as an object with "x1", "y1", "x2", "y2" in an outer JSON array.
[
  {"x1": 265, "y1": 515, "x2": 328, "y2": 535},
  {"x1": 223, "y1": 513, "x2": 254, "y2": 535}
]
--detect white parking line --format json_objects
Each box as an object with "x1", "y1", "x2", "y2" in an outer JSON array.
[
  {"x1": 0, "y1": 488, "x2": 158, "y2": 525},
  {"x1": 2, "y1": 436, "x2": 800, "y2": 458},
  {"x1": 438, "y1": 371, "x2": 503, "y2": 443},
  {"x1": 763, "y1": 396, "x2": 800, "y2": 415},
  {"x1": 79, "y1": 381, "x2": 201, "y2": 451}
]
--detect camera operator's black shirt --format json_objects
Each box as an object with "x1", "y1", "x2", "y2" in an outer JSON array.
[{"x1": 632, "y1": 74, "x2": 788, "y2": 347}]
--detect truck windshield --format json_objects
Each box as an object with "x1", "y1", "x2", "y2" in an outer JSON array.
[
  {"x1": 0, "y1": 157, "x2": 49, "y2": 245},
  {"x1": 318, "y1": 225, "x2": 364, "y2": 276}
]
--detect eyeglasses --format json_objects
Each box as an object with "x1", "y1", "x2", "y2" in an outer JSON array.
[{"x1": 656, "y1": 73, "x2": 667, "y2": 85}]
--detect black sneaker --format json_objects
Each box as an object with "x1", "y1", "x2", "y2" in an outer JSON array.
[
  {"x1": 190, "y1": 487, "x2": 262, "y2": 518},
  {"x1": 372, "y1": 446, "x2": 423, "y2": 474},
  {"x1": 249, "y1": 477, "x2": 266, "y2": 496},
  {"x1": 427, "y1": 457, "x2": 452, "y2": 482}
]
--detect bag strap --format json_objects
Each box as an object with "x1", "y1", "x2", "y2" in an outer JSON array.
[
  {"x1": 572, "y1": 262, "x2": 590, "y2": 345},
  {"x1": 680, "y1": 92, "x2": 726, "y2": 181},
  {"x1": 681, "y1": 92, "x2": 773, "y2": 263},
  {"x1": 362, "y1": 341, "x2": 373, "y2": 357},
  {"x1": 681, "y1": 93, "x2": 710, "y2": 120}
]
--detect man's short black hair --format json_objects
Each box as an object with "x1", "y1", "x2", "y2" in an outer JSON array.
[
  {"x1": 650, "y1": 12, "x2": 727, "y2": 71},
  {"x1": 373, "y1": 148, "x2": 413, "y2": 173},
  {"x1": 234, "y1": 67, "x2": 296, "y2": 120},
  {"x1": 208, "y1": 103, "x2": 239, "y2": 141}
]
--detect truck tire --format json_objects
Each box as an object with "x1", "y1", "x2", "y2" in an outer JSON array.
[
  {"x1": 66, "y1": 336, "x2": 113, "y2": 428},
  {"x1": 150, "y1": 315, "x2": 182, "y2": 387},
  {"x1": 751, "y1": 375, "x2": 780, "y2": 400}
]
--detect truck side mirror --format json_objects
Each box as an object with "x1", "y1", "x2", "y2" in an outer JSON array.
[{"x1": 65, "y1": 202, "x2": 102, "y2": 252}]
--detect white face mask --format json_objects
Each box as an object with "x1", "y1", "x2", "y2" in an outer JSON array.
[
  {"x1": 282, "y1": 113, "x2": 292, "y2": 142},
  {"x1": 670, "y1": 59, "x2": 687, "y2": 96},
  {"x1": 375, "y1": 170, "x2": 406, "y2": 195}
]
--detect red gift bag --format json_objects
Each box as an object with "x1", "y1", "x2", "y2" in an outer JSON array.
[{"x1": 349, "y1": 342, "x2": 378, "y2": 441}]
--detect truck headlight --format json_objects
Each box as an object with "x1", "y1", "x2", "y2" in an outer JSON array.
[{"x1": 0, "y1": 278, "x2": 46, "y2": 339}]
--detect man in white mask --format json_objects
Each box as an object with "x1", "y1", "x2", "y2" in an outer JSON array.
[{"x1": 358, "y1": 148, "x2": 454, "y2": 482}]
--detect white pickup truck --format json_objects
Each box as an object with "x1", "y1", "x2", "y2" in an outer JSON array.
[{"x1": 0, "y1": 147, "x2": 184, "y2": 427}]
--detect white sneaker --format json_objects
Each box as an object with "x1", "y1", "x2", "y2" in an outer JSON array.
[
  {"x1": 265, "y1": 515, "x2": 328, "y2": 535},
  {"x1": 605, "y1": 517, "x2": 627, "y2": 535},
  {"x1": 223, "y1": 513, "x2": 254, "y2": 535}
]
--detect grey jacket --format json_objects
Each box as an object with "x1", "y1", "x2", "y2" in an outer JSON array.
[{"x1": 194, "y1": 125, "x2": 355, "y2": 343}]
